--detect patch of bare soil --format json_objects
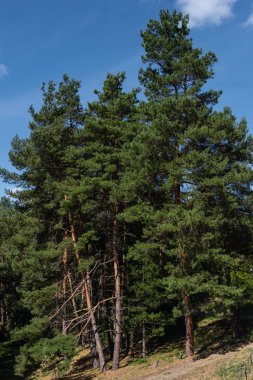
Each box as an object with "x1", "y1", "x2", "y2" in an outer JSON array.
[
  {"x1": 133, "y1": 342, "x2": 253, "y2": 380},
  {"x1": 54, "y1": 341, "x2": 253, "y2": 380}
]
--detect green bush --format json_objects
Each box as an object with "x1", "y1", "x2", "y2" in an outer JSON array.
[{"x1": 14, "y1": 334, "x2": 77, "y2": 377}]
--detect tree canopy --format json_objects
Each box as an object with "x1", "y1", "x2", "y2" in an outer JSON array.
[{"x1": 1, "y1": 9, "x2": 253, "y2": 378}]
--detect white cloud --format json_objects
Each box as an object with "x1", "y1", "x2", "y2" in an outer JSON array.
[
  {"x1": 0, "y1": 64, "x2": 8, "y2": 78},
  {"x1": 244, "y1": 9, "x2": 253, "y2": 27},
  {"x1": 177, "y1": 0, "x2": 238, "y2": 27}
]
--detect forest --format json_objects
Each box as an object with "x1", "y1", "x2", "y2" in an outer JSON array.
[{"x1": 1, "y1": 9, "x2": 253, "y2": 379}]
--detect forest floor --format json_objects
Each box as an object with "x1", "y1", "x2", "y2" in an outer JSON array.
[
  {"x1": 54, "y1": 341, "x2": 253, "y2": 380},
  {"x1": 34, "y1": 317, "x2": 253, "y2": 380}
]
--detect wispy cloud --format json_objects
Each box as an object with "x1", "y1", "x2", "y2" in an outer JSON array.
[
  {"x1": 177, "y1": 0, "x2": 238, "y2": 27},
  {"x1": 244, "y1": 6, "x2": 253, "y2": 27},
  {"x1": 0, "y1": 64, "x2": 8, "y2": 78}
]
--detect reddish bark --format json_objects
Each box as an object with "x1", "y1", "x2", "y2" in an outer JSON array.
[
  {"x1": 112, "y1": 208, "x2": 122, "y2": 370},
  {"x1": 174, "y1": 146, "x2": 194, "y2": 357},
  {"x1": 62, "y1": 228, "x2": 78, "y2": 334},
  {"x1": 65, "y1": 197, "x2": 106, "y2": 372},
  {"x1": 183, "y1": 295, "x2": 194, "y2": 357},
  {"x1": 62, "y1": 244, "x2": 68, "y2": 335}
]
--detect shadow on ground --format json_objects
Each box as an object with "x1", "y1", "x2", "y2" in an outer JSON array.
[
  {"x1": 60, "y1": 315, "x2": 253, "y2": 380},
  {"x1": 195, "y1": 317, "x2": 252, "y2": 360}
]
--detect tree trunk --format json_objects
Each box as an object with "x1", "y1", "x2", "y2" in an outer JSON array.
[
  {"x1": 101, "y1": 254, "x2": 114, "y2": 359},
  {"x1": 107, "y1": 311, "x2": 114, "y2": 359},
  {"x1": 179, "y1": 245, "x2": 194, "y2": 357},
  {"x1": 183, "y1": 294, "x2": 194, "y2": 357},
  {"x1": 231, "y1": 306, "x2": 240, "y2": 339},
  {"x1": 89, "y1": 329, "x2": 99, "y2": 369},
  {"x1": 66, "y1": 203, "x2": 106, "y2": 372},
  {"x1": 112, "y1": 208, "x2": 122, "y2": 371},
  {"x1": 142, "y1": 323, "x2": 146, "y2": 359},
  {"x1": 174, "y1": 148, "x2": 194, "y2": 357},
  {"x1": 67, "y1": 271, "x2": 78, "y2": 318},
  {"x1": 129, "y1": 331, "x2": 134, "y2": 357},
  {"x1": 85, "y1": 272, "x2": 106, "y2": 372},
  {"x1": 62, "y1": 243, "x2": 68, "y2": 335},
  {"x1": 62, "y1": 228, "x2": 78, "y2": 334}
]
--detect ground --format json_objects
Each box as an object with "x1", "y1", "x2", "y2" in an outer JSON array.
[
  {"x1": 1, "y1": 317, "x2": 251, "y2": 380},
  {"x1": 34, "y1": 317, "x2": 253, "y2": 380},
  {"x1": 53, "y1": 342, "x2": 252, "y2": 380}
]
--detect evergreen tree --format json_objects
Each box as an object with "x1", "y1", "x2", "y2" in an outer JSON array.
[
  {"x1": 1, "y1": 75, "x2": 108, "y2": 375},
  {"x1": 1, "y1": 9, "x2": 253, "y2": 378},
  {"x1": 130, "y1": 10, "x2": 253, "y2": 356},
  {"x1": 73, "y1": 72, "x2": 140, "y2": 370}
]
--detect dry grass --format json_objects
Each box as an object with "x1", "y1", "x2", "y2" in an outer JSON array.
[{"x1": 36, "y1": 317, "x2": 253, "y2": 380}]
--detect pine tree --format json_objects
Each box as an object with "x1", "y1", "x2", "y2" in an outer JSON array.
[
  {"x1": 74, "y1": 72, "x2": 140, "y2": 370},
  {"x1": 1, "y1": 75, "x2": 109, "y2": 374},
  {"x1": 1, "y1": 10, "x2": 253, "y2": 377},
  {"x1": 134, "y1": 10, "x2": 253, "y2": 356}
]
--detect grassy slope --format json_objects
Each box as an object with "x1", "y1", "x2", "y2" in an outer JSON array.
[{"x1": 36, "y1": 316, "x2": 253, "y2": 380}]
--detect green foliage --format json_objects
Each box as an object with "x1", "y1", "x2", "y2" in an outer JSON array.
[
  {"x1": 12, "y1": 318, "x2": 49, "y2": 343},
  {"x1": 0, "y1": 8, "x2": 253, "y2": 378},
  {"x1": 14, "y1": 334, "x2": 77, "y2": 377}
]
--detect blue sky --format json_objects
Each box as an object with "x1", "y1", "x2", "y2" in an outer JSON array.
[{"x1": 0, "y1": 0, "x2": 253, "y2": 194}]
